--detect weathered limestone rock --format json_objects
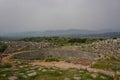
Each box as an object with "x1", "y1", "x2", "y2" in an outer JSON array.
[
  {"x1": 64, "y1": 77, "x2": 70, "y2": 80},
  {"x1": 100, "y1": 76, "x2": 106, "y2": 79},
  {"x1": 8, "y1": 76, "x2": 18, "y2": 80},
  {"x1": 91, "y1": 73, "x2": 97, "y2": 78},
  {"x1": 42, "y1": 69, "x2": 47, "y2": 72},
  {"x1": 21, "y1": 75, "x2": 28, "y2": 78},
  {"x1": 1, "y1": 74, "x2": 6, "y2": 77},
  {"x1": 27, "y1": 72, "x2": 37, "y2": 77},
  {"x1": 73, "y1": 77, "x2": 81, "y2": 80}
]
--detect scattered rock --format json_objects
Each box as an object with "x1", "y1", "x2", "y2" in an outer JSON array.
[
  {"x1": 24, "y1": 65, "x2": 29, "y2": 68},
  {"x1": 8, "y1": 76, "x2": 18, "y2": 80},
  {"x1": 3, "y1": 68, "x2": 12, "y2": 71},
  {"x1": 79, "y1": 70, "x2": 84, "y2": 73},
  {"x1": 19, "y1": 66, "x2": 24, "y2": 68},
  {"x1": 100, "y1": 76, "x2": 106, "y2": 79},
  {"x1": 42, "y1": 69, "x2": 47, "y2": 72},
  {"x1": 26, "y1": 70, "x2": 35, "y2": 73},
  {"x1": 64, "y1": 77, "x2": 70, "y2": 80},
  {"x1": 27, "y1": 72, "x2": 37, "y2": 77},
  {"x1": 19, "y1": 73, "x2": 25, "y2": 75},
  {"x1": 91, "y1": 73, "x2": 97, "y2": 78},
  {"x1": 73, "y1": 77, "x2": 81, "y2": 80},
  {"x1": 13, "y1": 69, "x2": 18, "y2": 71},
  {"x1": 59, "y1": 72, "x2": 62, "y2": 74},
  {"x1": 50, "y1": 69, "x2": 55, "y2": 72},
  {"x1": 30, "y1": 66, "x2": 39, "y2": 70},
  {"x1": 1, "y1": 74, "x2": 6, "y2": 77},
  {"x1": 38, "y1": 68, "x2": 42, "y2": 71},
  {"x1": 21, "y1": 75, "x2": 28, "y2": 78}
]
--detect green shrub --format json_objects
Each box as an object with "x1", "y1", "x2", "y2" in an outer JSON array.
[
  {"x1": 109, "y1": 56, "x2": 117, "y2": 60},
  {"x1": 0, "y1": 62, "x2": 12, "y2": 68},
  {"x1": 0, "y1": 42, "x2": 7, "y2": 52},
  {"x1": 92, "y1": 63, "x2": 108, "y2": 70},
  {"x1": 44, "y1": 56, "x2": 60, "y2": 62}
]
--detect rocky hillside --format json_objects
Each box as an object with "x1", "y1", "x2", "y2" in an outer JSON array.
[
  {"x1": 2, "y1": 41, "x2": 53, "y2": 54},
  {"x1": 81, "y1": 38, "x2": 120, "y2": 59},
  {"x1": 2, "y1": 38, "x2": 120, "y2": 60}
]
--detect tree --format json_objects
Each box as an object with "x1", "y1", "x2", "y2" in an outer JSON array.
[
  {"x1": 0, "y1": 42, "x2": 7, "y2": 63},
  {"x1": 0, "y1": 42, "x2": 7, "y2": 52}
]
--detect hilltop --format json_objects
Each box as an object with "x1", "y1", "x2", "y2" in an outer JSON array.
[{"x1": 0, "y1": 38, "x2": 120, "y2": 80}]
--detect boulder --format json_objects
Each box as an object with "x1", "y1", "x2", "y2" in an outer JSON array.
[
  {"x1": 8, "y1": 76, "x2": 18, "y2": 80},
  {"x1": 27, "y1": 72, "x2": 37, "y2": 77}
]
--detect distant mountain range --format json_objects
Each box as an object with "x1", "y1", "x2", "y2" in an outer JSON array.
[{"x1": 0, "y1": 29, "x2": 120, "y2": 39}]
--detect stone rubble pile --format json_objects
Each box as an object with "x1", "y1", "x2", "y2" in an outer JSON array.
[
  {"x1": 82, "y1": 38, "x2": 120, "y2": 59},
  {"x1": 3, "y1": 41, "x2": 54, "y2": 54},
  {"x1": 0, "y1": 60, "x2": 114, "y2": 80}
]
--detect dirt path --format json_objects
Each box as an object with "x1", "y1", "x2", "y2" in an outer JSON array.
[
  {"x1": 32, "y1": 61, "x2": 114, "y2": 77},
  {"x1": 1, "y1": 50, "x2": 36, "y2": 63}
]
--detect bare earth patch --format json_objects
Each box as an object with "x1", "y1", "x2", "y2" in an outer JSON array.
[
  {"x1": 31, "y1": 61, "x2": 114, "y2": 77},
  {"x1": 31, "y1": 61, "x2": 80, "y2": 69}
]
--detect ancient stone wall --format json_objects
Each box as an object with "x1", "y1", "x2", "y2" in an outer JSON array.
[
  {"x1": 82, "y1": 38, "x2": 120, "y2": 59},
  {"x1": 3, "y1": 41, "x2": 53, "y2": 54}
]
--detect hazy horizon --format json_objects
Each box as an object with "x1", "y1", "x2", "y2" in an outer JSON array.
[{"x1": 0, "y1": 0, "x2": 120, "y2": 35}]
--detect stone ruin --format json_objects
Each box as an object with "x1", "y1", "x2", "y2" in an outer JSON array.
[
  {"x1": 81, "y1": 38, "x2": 120, "y2": 59},
  {"x1": 2, "y1": 41, "x2": 54, "y2": 54}
]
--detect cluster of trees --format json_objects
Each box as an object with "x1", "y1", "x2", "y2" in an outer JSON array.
[
  {"x1": 20, "y1": 37, "x2": 101, "y2": 46},
  {"x1": 0, "y1": 42, "x2": 7, "y2": 53},
  {"x1": 68, "y1": 38, "x2": 97, "y2": 44},
  {"x1": 44, "y1": 56, "x2": 60, "y2": 62},
  {"x1": 0, "y1": 42, "x2": 7, "y2": 63}
]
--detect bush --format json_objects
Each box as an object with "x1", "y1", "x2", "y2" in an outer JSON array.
[
  {"x1": 44, "y1": 56, "x2": 60, "y2": 62},
  {"x1": 0, "y1": 42, "x2": 7, "y2": 52},
  {"x1": 0, "y1": 62, "x2": 12, "y2": 68},
  {"x1": 109, "y1": 56, "x2": 117, "y2": 60}
]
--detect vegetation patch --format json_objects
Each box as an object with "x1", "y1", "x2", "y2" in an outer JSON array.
[
  {"x1": 0, "y1": 62, "x2": 12, "y2": 68},
  {"x1": 92, "y1": 58, "x2": 120, "y2": 71},
  {"x1": 44, "y1": 56, "x2": 60, "y2": 62},
  {"x1": 0, "y1": 42, "x2": 7, "y2": 52},
  {"x1": 20, "y1": 37, "x2": 99, "y2": 46},
  {"x1": 0, "y1": 59, "x2": 113, "y2": 80}
]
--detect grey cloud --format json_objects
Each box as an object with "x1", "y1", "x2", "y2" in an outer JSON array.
[{"x1": 0, "y1": 0, "x2": 120, "y2": 35}]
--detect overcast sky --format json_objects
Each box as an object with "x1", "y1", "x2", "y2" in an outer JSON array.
[{"x1": 0, "y1": 0, "x2": 120, "y2": 35}]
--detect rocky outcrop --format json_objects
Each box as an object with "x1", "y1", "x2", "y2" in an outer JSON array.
[
  {"x1": 2, "y1": 41, "x2": 54, "y2": 54},
  {"x1": 81, "y1": 38, "x2": 120, "y2": 59}
]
